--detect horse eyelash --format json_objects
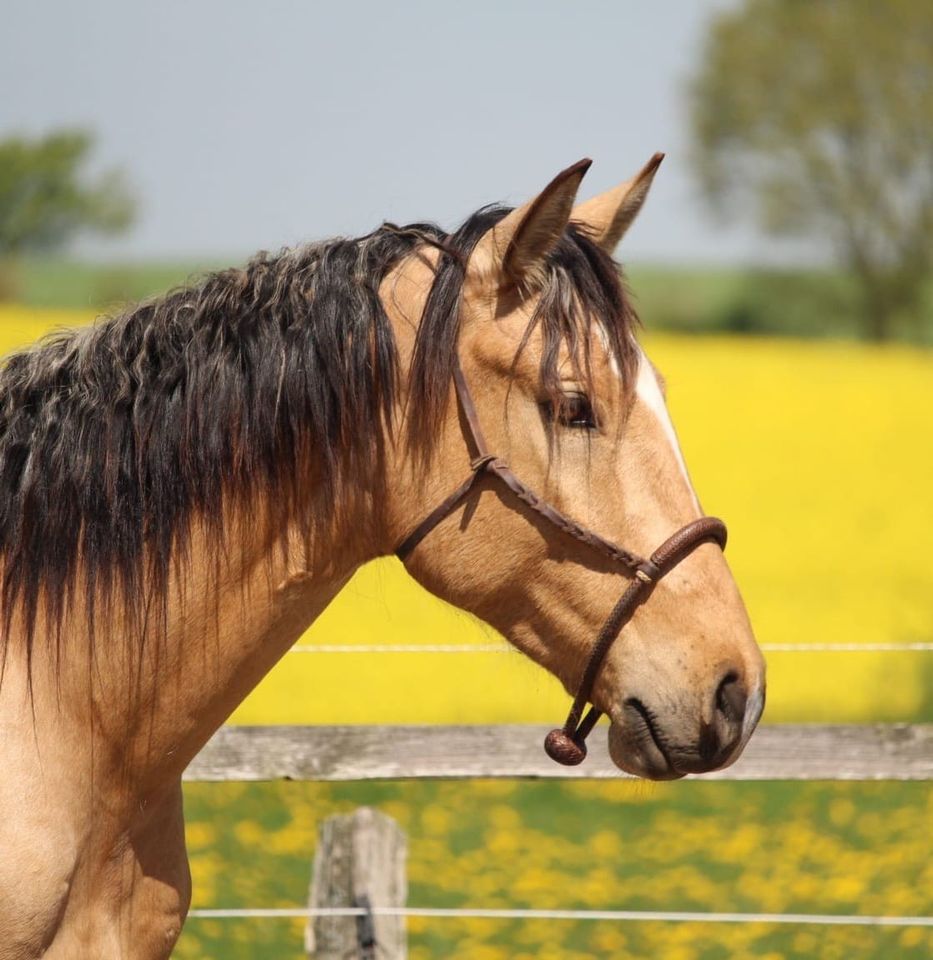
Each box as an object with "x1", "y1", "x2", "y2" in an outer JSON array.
[{"x1": 540, "y1": 393, "x2": 598, "y2": 430}]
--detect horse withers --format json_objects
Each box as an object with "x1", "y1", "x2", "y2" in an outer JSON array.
[{"x1": 0, "y1": 156, "x2": 764, "y2": 958}]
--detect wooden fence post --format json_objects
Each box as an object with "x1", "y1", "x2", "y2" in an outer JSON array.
[{"x1": 305, "y1": 807, "x2": 408, "y2": 959}]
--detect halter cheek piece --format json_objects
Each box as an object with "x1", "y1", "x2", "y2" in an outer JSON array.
[{"x1": 395, "y1": 360, "x2": 727, "y2": 766}]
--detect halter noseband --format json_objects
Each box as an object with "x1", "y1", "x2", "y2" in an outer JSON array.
[{"x1": 395, "y1": 360, "x2": 727, "y2": 766}]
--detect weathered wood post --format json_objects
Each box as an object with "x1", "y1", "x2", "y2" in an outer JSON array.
[{"x1": 305, "y1": 807, "x2": 408, "y2": 959}]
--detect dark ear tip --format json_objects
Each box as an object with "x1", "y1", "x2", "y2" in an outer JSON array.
[
  {"x1": 549, "y1": 159, "x2": 592, "y2": 188},
  {"x1": 544, "y1": 728, "x2": 587, "y2": 766}
]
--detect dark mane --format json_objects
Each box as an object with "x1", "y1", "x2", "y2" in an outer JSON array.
[{"x1": 0, "y1": 206, "x2": 637, "y2": 661}]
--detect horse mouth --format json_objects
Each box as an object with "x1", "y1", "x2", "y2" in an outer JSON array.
[{"x1": 616, "y1": 699, "x2": 686, "y2": 781}]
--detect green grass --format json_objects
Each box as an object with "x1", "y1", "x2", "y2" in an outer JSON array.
[
  {"x1": 178, "y1": 779, "x2": 933, "y2": 960},
  {"x1": 628, "y1": 264, "x2": 932, "y2": 341},
  {"x1": 4, "y1": 257, "x2": 220, "y2": 310}
]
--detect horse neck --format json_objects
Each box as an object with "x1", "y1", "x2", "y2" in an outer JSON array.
[{"x1": 10, "y1": 494, "x2": 376, "y2": 806}]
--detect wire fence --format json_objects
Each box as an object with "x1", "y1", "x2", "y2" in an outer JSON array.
[
  {"x1": 290, "y1": 641, "x2": 933, "y2": 654},
  {"x1": 187, "y1": 906, "x2": 933, "y2": 928}
]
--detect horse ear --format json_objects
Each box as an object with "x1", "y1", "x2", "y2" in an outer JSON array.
[
  {"x1": 571, "y1": 152, "x2": 664, "y2": 252},
  {"x1": 470, "y1": 158, "x2": 592, "y2": 290}
]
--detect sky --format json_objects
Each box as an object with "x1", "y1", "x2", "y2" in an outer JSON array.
[{"x1": 2, "y1": 0, "x2": 797, "y2": 265}]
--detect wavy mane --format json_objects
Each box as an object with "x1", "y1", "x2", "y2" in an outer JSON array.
[{"x1": 0, "y1": 207, "x2": 638, "y2": 661}]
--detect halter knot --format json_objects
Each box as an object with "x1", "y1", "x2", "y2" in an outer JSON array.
[
  {"x1": 635, "y1": 560, "x2": 661, "y2": 583},
  {"x1": 470, "y1": 453, "x2": 498, "y2": 472},
  {"x1": 544, "y1": 728, "x2": 587, "y2": 765}
]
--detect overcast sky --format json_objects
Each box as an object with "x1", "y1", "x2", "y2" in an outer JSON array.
[{"x1": 2, "y1": 0, "x2": 798, "y2": 265}]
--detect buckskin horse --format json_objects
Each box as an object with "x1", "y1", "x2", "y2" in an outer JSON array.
[{"x1": 0, "y1": 156, "x2": 764, "y2": 958}]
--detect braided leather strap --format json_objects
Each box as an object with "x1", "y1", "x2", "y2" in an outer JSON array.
[{"x1": 486, "y1": 460, "x2": 644, "y2": 571}]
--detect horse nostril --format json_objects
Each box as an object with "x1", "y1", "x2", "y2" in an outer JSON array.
[
  {"x1": 715, "y1": 671, "x2": 747, "y2": 724},
  {"x1": 695, "y1": 673, "x2": 748, "y2": 766},
  {"x1": 697, "y1": 722, "x2": 721, "y2": 762}
]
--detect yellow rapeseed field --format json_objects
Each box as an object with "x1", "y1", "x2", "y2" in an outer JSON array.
[{"x1": 1, "y1": 306, "x2": 931, "y2": 725}]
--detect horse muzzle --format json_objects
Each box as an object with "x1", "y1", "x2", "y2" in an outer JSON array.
[{"x1": 607, "y1": 674, "x2": 766, "y2": 780}]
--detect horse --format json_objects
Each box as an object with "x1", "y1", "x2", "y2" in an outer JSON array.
[{"x1": 0, "y1": 155, "x2": 765, "y2": 958}]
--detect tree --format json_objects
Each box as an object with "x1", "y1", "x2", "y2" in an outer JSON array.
[
  {"x1": 690, "y1": 0, "x2": 933, "y2": 341},
  {"x1": 0, "y1": 129, "x2": 135, "y2": 258}
]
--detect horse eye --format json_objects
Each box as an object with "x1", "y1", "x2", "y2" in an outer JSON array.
[{"x1": 543, "y1": 393, "x2": 597, "y2": 430}]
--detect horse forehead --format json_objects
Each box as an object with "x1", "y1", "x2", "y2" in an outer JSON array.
[{"x1": 470, "y1": 308, "x2": 617, "y2": 381}]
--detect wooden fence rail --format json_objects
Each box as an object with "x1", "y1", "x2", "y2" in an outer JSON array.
[{"x1": 185, "y1": 723, "x2": 932, "y2": 782}]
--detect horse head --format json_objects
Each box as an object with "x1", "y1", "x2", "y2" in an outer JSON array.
[{"x1": 382, "y1": 157, "x2": 766, "y2": 779}]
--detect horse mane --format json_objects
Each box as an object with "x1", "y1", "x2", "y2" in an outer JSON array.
[{"x1": 0, "y1": 206, "x2": 638, "y2": 663}]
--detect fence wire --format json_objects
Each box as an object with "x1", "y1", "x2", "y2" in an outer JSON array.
[
  {"x1": 187, "y1": 906, "x2": 933, "y2": 927},
  {"x1": 290, "y1": 642, "x2": 933, "y2": 654}
]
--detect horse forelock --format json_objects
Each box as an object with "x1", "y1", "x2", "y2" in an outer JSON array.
[
  {"x1": 406, "y1": 206, "x2": 640, "y2": 453},
  {"x1": 0, "y1": 207, "x2": 637, "y2": 663}
]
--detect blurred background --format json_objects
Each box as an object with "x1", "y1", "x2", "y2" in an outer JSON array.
[{"x1": 2, "y1": 1, "x2": 931, "y2": 957}]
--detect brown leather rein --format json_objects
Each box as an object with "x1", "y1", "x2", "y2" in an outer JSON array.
[{"x1": 395, "y1": 360, "x2": 727, "y2": 766}]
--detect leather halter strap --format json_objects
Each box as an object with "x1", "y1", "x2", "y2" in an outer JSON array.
[{"x1": 395, "y1": 359, "x2": 727, "y2": 766}]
